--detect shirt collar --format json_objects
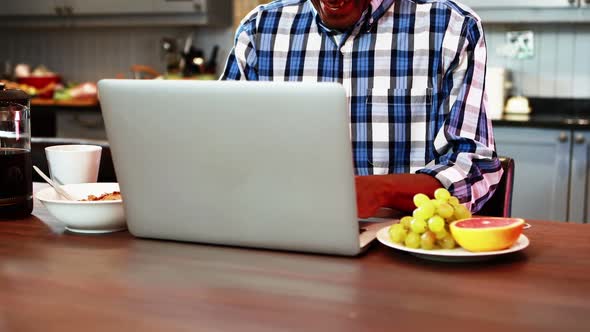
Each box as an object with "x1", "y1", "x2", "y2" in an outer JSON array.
[
  {"x1": 370, "y1": 0, "x2": 386, "y2": 15},
  {"x1": 368, "y1": 0, "x2": 394, "y2": 24}
]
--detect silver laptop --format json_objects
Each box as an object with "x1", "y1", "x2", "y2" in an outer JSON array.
[{"x1": 98, "y1": 79, "x2": 389, "y2": 256}]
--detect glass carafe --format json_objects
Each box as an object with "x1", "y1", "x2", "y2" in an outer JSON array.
[{"x1": 0, "y1": 83, "x2": 32, "y2": 219}]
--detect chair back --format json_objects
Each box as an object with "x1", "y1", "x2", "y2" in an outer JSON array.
[{"x1": 477, "y1": 157, "x2": 515, "y2": 218}]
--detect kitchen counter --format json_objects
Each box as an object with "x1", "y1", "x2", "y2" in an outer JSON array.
[
  {"x1": 493, "y1": 113, "x2": 590, "y2": 129},
  {"x1": 493, "y1": 98, "x2": 590, "y2": 130},
  {"x1": 31, "y1": 97, "x2": 100, "y2": 109},
  {"x1": 30, "y1": 98, "x2": 102, "y2": 138},
  {"x1": 27, "y1": 97, "x2": 590, "y2": 135}
]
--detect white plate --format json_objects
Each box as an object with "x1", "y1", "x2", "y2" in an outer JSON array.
[{"x1": 376, "y1": 225, "x2": 529, "y2": 263}]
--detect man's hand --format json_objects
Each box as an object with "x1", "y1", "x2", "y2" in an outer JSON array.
[{"x1": 354, "y1": 174, "x2": 443, "y2": 218}]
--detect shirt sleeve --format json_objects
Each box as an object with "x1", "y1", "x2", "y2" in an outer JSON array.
[
  {"x1": 416, "y1": 17, "x2": 503, "y2": 213},
  {"x1": 220, "y1": 9, "x2": 260, "y2": 81}
]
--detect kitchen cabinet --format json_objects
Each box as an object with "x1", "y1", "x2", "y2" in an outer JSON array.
[
  {"x1": 56, "y1": 112, "x2": 107, "y2": 140},
  {"x1": 30, "y1": 101, "x2": 103, "y2": 139},
  {"x1": 495, "y1": 126, "x2": 590, "y2": 223},
  {"x1": 153, "y1": 0, "x2": 208, "y2": 13},
  {"x1": 60, "y1": 0, "x2": 208, "y2": 15},
  {"x1": 494, "y1": 127, "x2": 571, "y2": 222},
  {"x1": 7, "y1": 0, "x2": 209, "y2": 15},
  {"x1": 459, "y1": 0, "x2": 590, "y2": 23},
  {"x1": 0, "y1": 0, "x2": 232, "y2": 27},
  {"x1": 74, "y1": 0, "x2": 210, "y2": 14},
  {"x1": 70, "y1": 0, "x2": 153, "y2": 15},
  {"x1": 460, "y1": 0, "x2": 579, "y2": 8},
  {"x1": 568, "y1": 131, "x2": 590, "y2": 223},
  {"x1": 4, "y1": 0, "x2": 59, "y2": 15}
]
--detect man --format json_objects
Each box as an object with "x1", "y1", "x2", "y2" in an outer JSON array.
[{"x1": 221, "y1": 0, "x2": 503, "y2": 218}]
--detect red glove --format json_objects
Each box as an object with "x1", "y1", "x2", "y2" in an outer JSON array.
[{"x1": 354, "y1": 174, "x2": 442, "y2": 218}]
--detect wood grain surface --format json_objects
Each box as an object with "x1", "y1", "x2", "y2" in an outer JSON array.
[{"x1": 1, "y1": 184, "x2": 589, "y2": 332}]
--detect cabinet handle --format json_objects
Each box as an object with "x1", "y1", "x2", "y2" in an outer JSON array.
[
  {"x1": 575, "y1": 134, "x2": 586, "y2": 144},
  {"x1": 559, "y1": 132, "x2": 569, "y2": 142}
]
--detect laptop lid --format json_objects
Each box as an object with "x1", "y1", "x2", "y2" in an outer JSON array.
[{"x1": 98, "y1": 80, "x2": 362, "y2": 256}]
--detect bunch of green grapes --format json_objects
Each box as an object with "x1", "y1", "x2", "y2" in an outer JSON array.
[{"x1": 388, "y1": 188, "x2": 472, "y2": 250}]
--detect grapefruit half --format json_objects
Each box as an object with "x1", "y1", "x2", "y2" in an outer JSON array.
[{"x1": 450, "y1": 217, "x2": 525, "y2": 252}]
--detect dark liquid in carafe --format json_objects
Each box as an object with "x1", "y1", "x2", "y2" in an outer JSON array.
[{"x1": 0, "y1": 148, "x2": 33, "y2": 219}]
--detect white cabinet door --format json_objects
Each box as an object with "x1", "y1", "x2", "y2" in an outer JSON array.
[
  {"x1": 4, "y1": 0, "x2": 59, "y2": 15},
  {"x1": 71, "y1": 0, "x2": 154, "y2": 14},
  {"x1": 568, "y1": 131, "x2": 590, "y2": 223},
  {"x1": 153, "y1": 0, "x2": 207, "y2": 13},
  {"x1": 459, "y1": 0, "x2": 578, "y2": 8},
  {"x1": 494, "y1": 127, "x2": 571, "y2": 221}
]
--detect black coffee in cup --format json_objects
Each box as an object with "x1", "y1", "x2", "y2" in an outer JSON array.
[{"x1": 0, "y1": 148, "x2": 33, "y2": 219}]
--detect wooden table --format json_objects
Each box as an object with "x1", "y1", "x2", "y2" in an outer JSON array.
[{"x1": 1, "y1": 185, "x2": 589, "y2": 331}]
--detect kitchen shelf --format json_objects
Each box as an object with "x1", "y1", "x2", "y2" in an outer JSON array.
[
  {"x1": 477, "y1": 8, "x2": 590, "y2": 24},
  {"x1": 0, "y1": 0, "x2": 233, "y2": 28},
  {"x1": 0, "y1": 12, "x2": 231, "y2": 28}
]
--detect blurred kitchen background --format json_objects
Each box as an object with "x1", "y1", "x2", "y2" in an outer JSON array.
[
  {"x1": 1, "y1": 0, "x2": 589, "y2": 222},
  {"x1": 0, "y1": 1, "x2": 588, "y2": 98}
]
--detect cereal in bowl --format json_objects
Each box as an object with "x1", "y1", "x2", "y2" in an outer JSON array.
[{"x1": 81, "y1": 191, "x2": 122, "y2": 201}]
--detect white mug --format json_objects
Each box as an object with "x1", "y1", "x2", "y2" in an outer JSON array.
[{"x1": 45, "y1": 145, "x2": 102, "y2": 185}]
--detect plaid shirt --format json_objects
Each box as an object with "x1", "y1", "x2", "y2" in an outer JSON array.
[{"x1": 221, "y1": 0, "x2": 502, "y2": 212}]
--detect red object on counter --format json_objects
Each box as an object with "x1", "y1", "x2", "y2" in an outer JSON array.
[{"x1": 17, "y1": 76, "x2": 61, "y2": 99}]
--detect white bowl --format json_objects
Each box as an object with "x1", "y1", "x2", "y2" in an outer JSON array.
[{"x1": 36, "y1": 183, "x2": 126, "y2": 234}]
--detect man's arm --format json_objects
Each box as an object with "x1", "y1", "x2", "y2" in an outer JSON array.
[
  {"x1": 355, "y1": 174, "x2": 442, "y2": 219},
  {"x1": 220, "y1": 8, "x2": 260, "y2": 81},
  {"x1": 415, "y1": 16, "x2": 503, "y2": 213}
]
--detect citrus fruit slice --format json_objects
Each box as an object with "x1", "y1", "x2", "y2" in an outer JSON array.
[{"x1": 450, "y1": 217, "x2": 525, "y2": 252}]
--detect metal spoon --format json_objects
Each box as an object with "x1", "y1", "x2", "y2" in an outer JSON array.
[{"x1": 33, "y1": 166, "x2": 76, "y2": 201}]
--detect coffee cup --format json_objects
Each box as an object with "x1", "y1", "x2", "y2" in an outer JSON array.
[{"x1": 45, "y1": 145, "x2": 102, "y2": 185}]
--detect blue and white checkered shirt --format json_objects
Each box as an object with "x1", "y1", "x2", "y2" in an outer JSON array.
[{"x1": 221, "y1": 0, "x2": 503, "y2": 212}]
